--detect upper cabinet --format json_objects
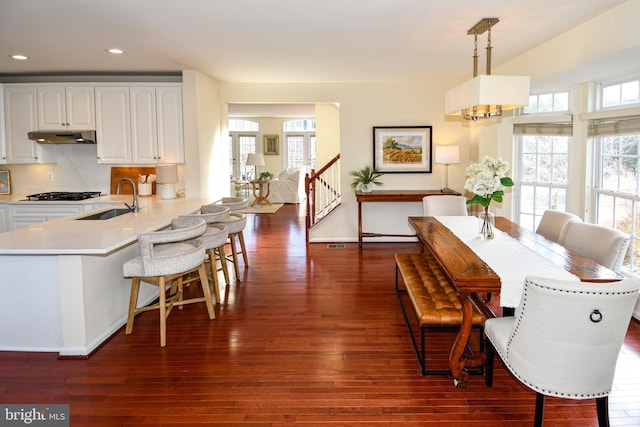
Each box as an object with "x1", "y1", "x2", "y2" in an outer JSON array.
[
  {"x1": 95, "y1": 86, "x2": 132, "y2": 164},
  {"x1": 37, "y1": 85, "x2": 95, "y2": 130},
  {"x1": 3, "y1": 85, "x2": 55, "y2": 164},
  {"x1": 0, "y1": 85, "x2": 6, "y2": 163},
  {"x1": 97, "y1": 84, "x2": 184, "y2": 165},
  {"x1": 155, "y1": 86, "x2": 184, "y2": 164},
  {"x1": 2, "y1": 82, "x2": 183, "y2": 166},
  {"x1": 131, "y1": 86, "x2": 184, "y2": 164}
]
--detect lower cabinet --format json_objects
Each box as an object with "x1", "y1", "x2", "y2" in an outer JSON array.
[
  {"x1": 0, "y1": 205, "x2": 8, "y2": 233},
  {"x1": 8, "y1": 203, "x2": 94, "y2": 231}
]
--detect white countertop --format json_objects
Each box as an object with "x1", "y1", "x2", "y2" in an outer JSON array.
[{"x1": 0, "y1": 195, "x2": 214, "y2": 255}]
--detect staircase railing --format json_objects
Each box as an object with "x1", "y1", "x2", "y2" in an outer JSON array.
[{"x1": 305, "y1": 154, "x2": 341, "y2": 243}]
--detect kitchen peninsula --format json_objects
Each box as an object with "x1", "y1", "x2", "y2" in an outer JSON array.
[{"x1": 0, "y1": 195, "x2": 213, "y2": 356}]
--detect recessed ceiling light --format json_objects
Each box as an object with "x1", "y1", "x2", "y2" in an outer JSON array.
[
  {"x1": 106, "y1": 48, "x2": 124, "y2": 55},
  {"x1": 11, "y1": 54, "x2": 29, "y2": 61}
]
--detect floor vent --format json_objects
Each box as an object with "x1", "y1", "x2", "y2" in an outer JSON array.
[{"x1": 327, "y1": 244, "x2": 347, "y2": 249}]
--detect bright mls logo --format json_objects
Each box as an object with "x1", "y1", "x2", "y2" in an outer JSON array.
[{"x1": 0, "y1": 405, "x2": 69, "y2": 426}]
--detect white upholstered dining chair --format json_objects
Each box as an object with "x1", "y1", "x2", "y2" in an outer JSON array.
[
  {"x1": 560, "y1": 221, "x2": 630, "y2": 272},
  {"x1": 422, "y1": 195, "x2": 468, "y2": 216},
  {"x1": 485, "y1": 276, "x2": 639, "y2": 427},
  {"x1": 535, "y1": 210, "x2": 581, "y2": 243}
]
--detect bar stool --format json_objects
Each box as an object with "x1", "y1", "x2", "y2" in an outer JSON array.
[
  {"x1": 219, "y1": 197, "x2": 249, "y2": 211},
  {"x1": 180, "y1": 205, "x2": 232, "y2": 285},
  {"x1": 123, "y1": 217, "x2": 215, "y2": 347},
  {"x1": 204, "y1": 206, "x2": 249, "y2": 279},
  {"x1": 174, "y1": 215, "x2": 230, "y2": 302}
]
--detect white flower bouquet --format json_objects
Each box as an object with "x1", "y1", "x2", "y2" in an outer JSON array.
[
  {"x1": 464, "y1": 156, "x2": 514, "y2": 207},
  {"x1": 464, "y1": 156, "x2": 514, "y2": 239}
]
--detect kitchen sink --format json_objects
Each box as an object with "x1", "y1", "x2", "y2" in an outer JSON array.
[{"x1": 75, "y1": 207, "x2": 134, "y2": 221}]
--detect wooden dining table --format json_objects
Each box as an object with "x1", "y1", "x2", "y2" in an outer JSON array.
[{"x1": 408, "y1": 216, "x2": 621, "y2": 387}]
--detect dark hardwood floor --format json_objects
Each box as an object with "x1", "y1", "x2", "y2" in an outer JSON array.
[{"x1": 1, "y1": 204, "x2": 639, "y2": 426}]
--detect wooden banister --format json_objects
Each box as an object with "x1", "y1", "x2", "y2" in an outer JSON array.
[{"x1": 305, "y1": 154, "x2": 341, "y2": 244}]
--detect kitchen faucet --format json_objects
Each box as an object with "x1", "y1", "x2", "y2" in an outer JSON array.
[{"x1": 115, "y1": 178, "x2": 139, "y2": 213}]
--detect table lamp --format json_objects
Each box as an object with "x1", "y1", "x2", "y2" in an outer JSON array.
[
  {"x1": 155, "y1": 164, "x2": 179, "y2": 199},
  {"x1": 245, "y1": 153, "x2": 265, "y2": 181},
  {"x1": 434, "y1": 146, "x2": 460, "y2": 193}
]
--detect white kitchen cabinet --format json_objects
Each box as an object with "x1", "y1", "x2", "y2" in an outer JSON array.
[
  {"x1": 95, "y1": 86, "x2": 132, "y2": 164},
  {"x1": 0, "y1": 85, "x2": 6, "y2": 163},
  {"x1": 130, "y1": 87, "x2": 158, "y2": 164},
  {"x1": 131, "y1": 86, "x2": 184, "y2": 164},
  {"x1": 37, "y1": 85, "x2": 95, "y2": 130},
  {"x1": 3, "y1": 85, "x2": 55, "y2": 164},
  {"x1": 100, "y1": 84, "x2": 184, "y2": 165},
  {"x1": 8, "y1": 203, "x2": 92, "y2": 231},
  {"x1": 155, "y1": 86, "x2": 184, "y2": 164},
  {"x1": 0, "y1": 204, "x2": 8, "y2": 233}
]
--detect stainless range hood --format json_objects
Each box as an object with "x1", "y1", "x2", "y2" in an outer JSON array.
[{"x1": 27, "y1": 130, "x2": 97, "y2": 144}]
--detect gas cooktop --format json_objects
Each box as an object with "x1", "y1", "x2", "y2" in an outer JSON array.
[{"x1": 24, "y1": 191, "x2": 102, "y2": 201}]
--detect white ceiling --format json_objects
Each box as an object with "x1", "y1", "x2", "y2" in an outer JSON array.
[{"x1": 0, "y1": 0, "x2": 630, "y2": 86}]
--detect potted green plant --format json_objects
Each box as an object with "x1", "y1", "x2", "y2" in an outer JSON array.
[
  {"x1": 258, "y1": 171, "x2": 273, "y2": 181},
  {"x1": 350, "y1": 165, "x2": 383, "y2": 193}
]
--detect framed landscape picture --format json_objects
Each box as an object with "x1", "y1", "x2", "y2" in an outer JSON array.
[
  {"x1": 0, "y1": 170, "x2": 10, "y2": 195},
  {"x1": 373, "y1": 126, "x2": 432, "y2": 173}
]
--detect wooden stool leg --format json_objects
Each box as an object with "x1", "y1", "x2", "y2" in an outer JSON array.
[
  {"x1": 229, "y1": 233, "x2": 241, "y2": 278},
  {"x1": 197, "y1": 263, "x2": 216, "y2": 320},
  {"x1": 238, "y1": 231, "x2": 249, "y2": 267},
  {"x1": 159, "y1": 277, "x2": 167, "y2": 347},
  {"x1": 207, "y1": 248, "x2": 221, "y2": 303},
  {"x1": 217, "y1": 245, "x2": 230, "y2": 285},
  {"x1": 125, "y1": 277, "x2": 141, "y2": 335},
  {"x1": 175, "y1": 277, "x2": 184, "y2": 310}
]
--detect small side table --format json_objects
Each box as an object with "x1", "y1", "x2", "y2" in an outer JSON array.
[
  {"x1": 234, "y1": 181, "x2": 250, "y2": 198},
  {"x1": 250, "y1": 180, "x2": 272, "y2": 207}
]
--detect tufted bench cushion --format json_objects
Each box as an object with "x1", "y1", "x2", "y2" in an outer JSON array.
[{"x1": 395, "y1": 253, "x2": 485, "y2": 326}]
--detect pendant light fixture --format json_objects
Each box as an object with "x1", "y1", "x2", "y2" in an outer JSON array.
[{"x1": 445, "y1": 18, "x2": 530, "y2": 121}]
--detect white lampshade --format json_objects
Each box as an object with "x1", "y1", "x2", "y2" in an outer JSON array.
[
  {"x1": 435, "y1": 146, "x2": 460, "y2": 165},
  {"x1": 155, "y1": 164, "x2": 178, "y2": 199},
  {"x1": 155, "y1": 164, "x2": 178, "y2": 184},
  {"x1": 445, "y1": 75, "x2": 530, "y2": 119},
  {"x1": 245, "y1": 153, "x2": 265, "y2": 167}
]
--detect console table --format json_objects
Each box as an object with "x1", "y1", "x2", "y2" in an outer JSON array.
[{"x1": 356, "y1": 190, "x2": 460, "y2": 248}]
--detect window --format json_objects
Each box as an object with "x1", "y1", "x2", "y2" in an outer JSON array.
[
  {"x1": 601, "y1": 78, "x2": 640, "y2": 108},
  {"x1": 283, "y1": 119, "x2": 316, "y2": 170},
  {"x1": 591, "y1": 117, "x2": 640, "y2": 276},
  {"x1": 524, "y1": 92, "x2": 569, "y2": 114},
  {"x1": 228, "y1": 120, "x2": 259, "y2": 181},
  {"x1": 515, "y1": 91, "x2": 572, "y2": 231},
  {"x1": 515, "y1": 134, "x2": 571, "y2": 231}
]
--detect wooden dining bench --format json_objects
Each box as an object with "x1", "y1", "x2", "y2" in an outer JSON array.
[{"x1": 395, "y1": 252, "x2": 486, "y2": 375}]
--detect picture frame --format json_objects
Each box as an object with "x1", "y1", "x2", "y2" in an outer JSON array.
[
  {"x1": 263, "y1": 135, "x2": 280, "y2": 155},
  {"x1": 0, "y1": 170, "x2": 10, "y2": 195},
  {"x1": 373, "y1": 126, "x2": 432, "y2": 173}
]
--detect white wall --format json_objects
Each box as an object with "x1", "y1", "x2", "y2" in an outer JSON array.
[
  {"x1": 182, "y1": 70, "x2": 225, "y2": 200},
  {"x1": 315, "y1": 103, "x2": 340, "y2": 170}
]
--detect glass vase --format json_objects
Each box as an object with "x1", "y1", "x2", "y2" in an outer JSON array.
[{"x1": 478, "y1": 205, "x2": 495, "y2": 239}]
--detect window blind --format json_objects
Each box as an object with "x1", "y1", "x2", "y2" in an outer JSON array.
[
  {"x1": 587, "y1": 115, "x2": 640, "y2": 136},
  {"x1": 513, "y1": 122, "x2": 573, "y2": 136}
]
